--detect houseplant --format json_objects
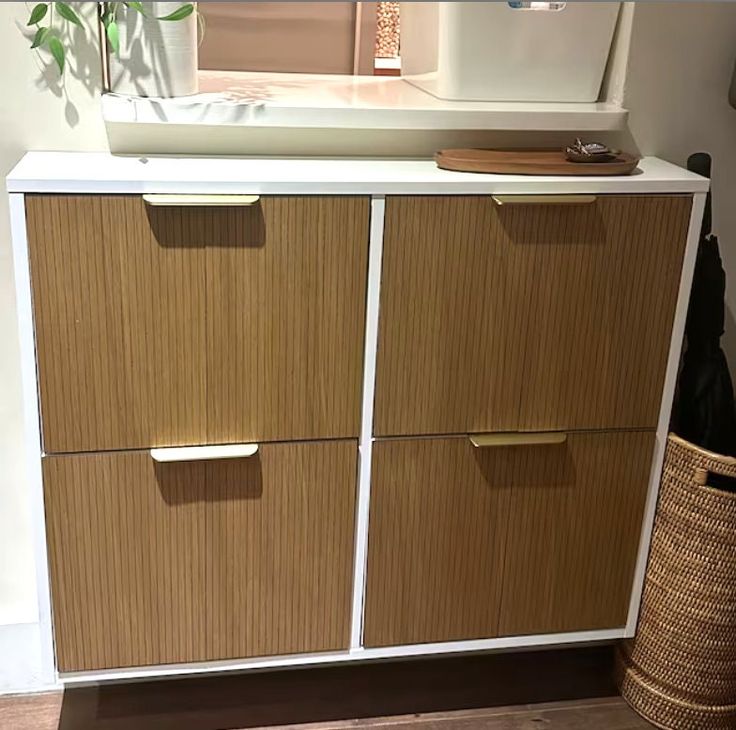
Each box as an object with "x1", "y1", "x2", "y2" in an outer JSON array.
[{"x1": 26, "y1": 2, "x2": 199, "y2": 97}]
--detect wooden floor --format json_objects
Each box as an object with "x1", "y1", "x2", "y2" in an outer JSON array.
[{"x1": 0, "y1": 648, "x2": 653, "y2": 730}]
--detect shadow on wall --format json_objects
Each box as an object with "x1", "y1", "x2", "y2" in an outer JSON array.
[{"x1": 15, "y1": 14, "x2": 102, "y2": 129}]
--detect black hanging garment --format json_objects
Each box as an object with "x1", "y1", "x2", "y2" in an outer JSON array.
[{"x1": 673, "y1": 154, "x2": 736, "y2": 471}]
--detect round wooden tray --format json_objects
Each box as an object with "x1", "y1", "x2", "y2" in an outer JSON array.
[{"x1": 435, "y1": 149, "x2": 641, "y2": 176}]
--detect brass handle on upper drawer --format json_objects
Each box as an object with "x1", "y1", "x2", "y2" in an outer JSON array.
[
  {"x1": 469, "y1": 432, "x2": 568, "y2": 448},
  {"x1": 143, "y1": 194, "x2": 260, "y2": 207},
  {"x1": 150, "y1": 444, "x2": 259, "y2": 462},
  {"x1": 491, "y1": 195, "x2": 597, "y2": 206}
]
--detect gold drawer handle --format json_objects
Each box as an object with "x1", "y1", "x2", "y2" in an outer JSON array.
[
  {"x1": 143, "y1": 194, "x2": 260, "y2": 207},
  {"x1": 469, "y1": 432, "x2": 568, "y2": 448},
  {"x1": 150, "y1": 444, "x2": 259, "y2": 462},
  {"x1": 491, "y1": 195, "x2": 597, "y2": 206}
]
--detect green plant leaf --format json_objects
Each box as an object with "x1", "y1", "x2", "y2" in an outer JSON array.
[
  {"x1": 102, "y1": 2, "x2": 119, "y2": 27},
  {"x1": 27, "y1": 3, "x2": 48, "y2": 26},
  {"x1": 48, "y1": 35, "x2": 65, "y2": 73},
  {"x1": 56, "y1": 2, "x2": 83, "y2": 27},
  {"x1": 106, "y1": 20, "x2": 120, "y2": 54},
  {"x1": 158, "y1": 3, "x2": 194, "y2": 21},
  {"x1": 30, "y1": 26, "x2": 51, "y2": 48},
  {"x1": 123, "y1": 1, "x2": 146, "y2": 14}
]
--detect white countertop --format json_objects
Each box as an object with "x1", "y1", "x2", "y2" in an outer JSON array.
[
  {"x1": 7, "y1": 152, "x2": 709, "y2": 196},
  {"x1": 101, "y1": 70, "x2": 628, "y2": 132}
]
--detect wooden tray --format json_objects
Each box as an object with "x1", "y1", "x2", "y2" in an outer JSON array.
[{"x1": 435, "y1": 149, "x2": 640, "y2": 176}]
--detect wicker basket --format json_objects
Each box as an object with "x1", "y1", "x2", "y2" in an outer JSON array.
[{"x1": 618, "y1": 434, "x2": 736, "y2": 729}]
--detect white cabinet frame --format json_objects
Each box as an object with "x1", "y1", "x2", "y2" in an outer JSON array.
[{"x1": 7, "y1": 153, "x2": 707, "y2": 684}]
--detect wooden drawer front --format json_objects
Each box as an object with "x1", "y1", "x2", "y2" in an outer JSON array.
[
  {"x1": 374, "y1": 195, "x2": 691, "y2": 436},
  {"x1": 27, "y1": 195, "x2": 369, "y2": 453},
  {"x1": 44, "y1": 440, "x2": 357, "y2": 672},
  {"x1": 363, "y1": 431, "x2": 654, "y2": 647}
]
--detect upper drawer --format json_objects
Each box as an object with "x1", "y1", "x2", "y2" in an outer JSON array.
[
  {"x1": 374, "y1": 195, "x2": 692, "y2": 436},
  {"x1": 27, "y1": 195, "x2": 370, "y2": 453}
]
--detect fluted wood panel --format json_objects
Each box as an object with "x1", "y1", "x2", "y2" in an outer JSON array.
[
  {"x1": 363, "y1": 431, "x2": 654, "y2": 647},
  {"x1": 205, "y1": 196, "x2": 369, "y2": 444},
  {"x1": 26, "y1": 195, "x2": 369, "y2": 453},
  {"x1": 498, "y1": 430, "x2": 654, "y2": 636},
  {"x1": 27, "y1": 195, "x2": 207, "y2": 453},
  {"x1": 514, "y1": 196, "x2": 690, "y2": 431},
  {"x1": 364, "y1": 437, "x2": 511, "y2": 647},
  {"x1": 203, "y1": 443, "x2": 357, "y2": 661},
  {"x1": 44, "y1": 440, "x2": 357, "y2": 672},
  {"x1": 374, "y1": 195, "x2": 691, "y2": 436},
  {"x1": 374, "y1": 197, "x2": 526, "y2": 436}
]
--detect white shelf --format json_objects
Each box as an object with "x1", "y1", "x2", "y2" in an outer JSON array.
[
  {"x1": 101, "y1": 70, "x2": 629, "y2": 132},
  {"x1": 7, "y1": 153, "x2": 709, "y2": 196},
  {"x1": 374, "y1": 57, "x2": 401, "y2": 71}
]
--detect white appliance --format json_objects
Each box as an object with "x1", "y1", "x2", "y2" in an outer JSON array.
[{"x1": 400, "y1": 1, "x2": 621, "y2": 103}]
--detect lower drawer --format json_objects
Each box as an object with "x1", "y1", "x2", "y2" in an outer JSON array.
[
  {"x1": 364, "y1": 431, "x2": 655, "y2": 648},
  {"x1": 43, "y1": 440, "x2": 357, "y2": 672}
]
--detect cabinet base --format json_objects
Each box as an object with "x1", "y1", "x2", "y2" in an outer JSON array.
[{"x1": 59, "y1": 628, "x2": 626, "y2": 685}]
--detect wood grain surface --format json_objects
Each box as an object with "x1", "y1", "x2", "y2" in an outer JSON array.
[
  {"x1": 364, "y1": 437, "x2": 510, "y2": 647},
  {"x1": 374, "y1": 196, "x2": 526, "y2": 436},
  {"x1": 0, "y1": 693, "x2": 651, "y2": 730},
  {"x1": 204, "y1": 196, "x2": 369, "y2": 445},
  {"x1": 515, "y1": 195, "x2": 690, "y2": 432},
  {"x1": 26, "y1": 195, "x2": 369, "y2": 453},
  {"x1": 364, "y1": 431, "x2": 654, "y2": 647},
  {"x1": 27, "y1": 195, "x2": 207, "y2": 454},
  {"x1": 374, "y1": 195, "x2": 691, "y2": 436},
  {"x1": 497, "y1": 430, "x2": 654, "y2": 636},
  {"x1": 43, "y1": 440, "x2": 357, "y2": 672},
  {"x1": 435, "y1": 149, "x2": 641, "y2": 176}
]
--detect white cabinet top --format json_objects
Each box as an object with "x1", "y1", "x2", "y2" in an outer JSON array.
[{"x1": 7, "y1": 152, "x2": 708, "y2": 196}]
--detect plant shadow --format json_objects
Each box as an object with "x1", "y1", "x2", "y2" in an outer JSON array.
[{"x1": 17, "y1": 5, "x2": 104, "y2": 129}]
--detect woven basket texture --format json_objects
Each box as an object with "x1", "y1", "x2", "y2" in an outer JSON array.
[{"x1": 619, "y1": 435, "x2": 736, "y2": 729}]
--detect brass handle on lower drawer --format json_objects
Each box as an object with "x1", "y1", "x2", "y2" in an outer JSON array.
[
  {"x1": 150, "y1": 444, "x2": 259, "y2": 462},
  {"x1": 143, "y1": 194, "x2": 260, "y2": 207},
  {"x1": 469, "y1": 432, "x2": 568, "y2": 448},
  {"x1": 491, "y1": 195, "x2": 597, "y2": 206}
]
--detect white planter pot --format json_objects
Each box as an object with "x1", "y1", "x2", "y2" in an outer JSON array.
[{"x1": 108, "y1": 2, "x2": 198, "y2": 98}]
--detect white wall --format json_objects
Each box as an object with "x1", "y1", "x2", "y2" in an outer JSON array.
[
  {"x1": 0, "y1": 2, "x2": 106, "y2": 693},
  {"x1": 624, "y1": 1, "x2": 736, "y2": 369}
]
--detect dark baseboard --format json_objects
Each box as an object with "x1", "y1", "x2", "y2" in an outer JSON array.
[{"x1": 58, "y1": 645, "x2": 619, "y2": 730}]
